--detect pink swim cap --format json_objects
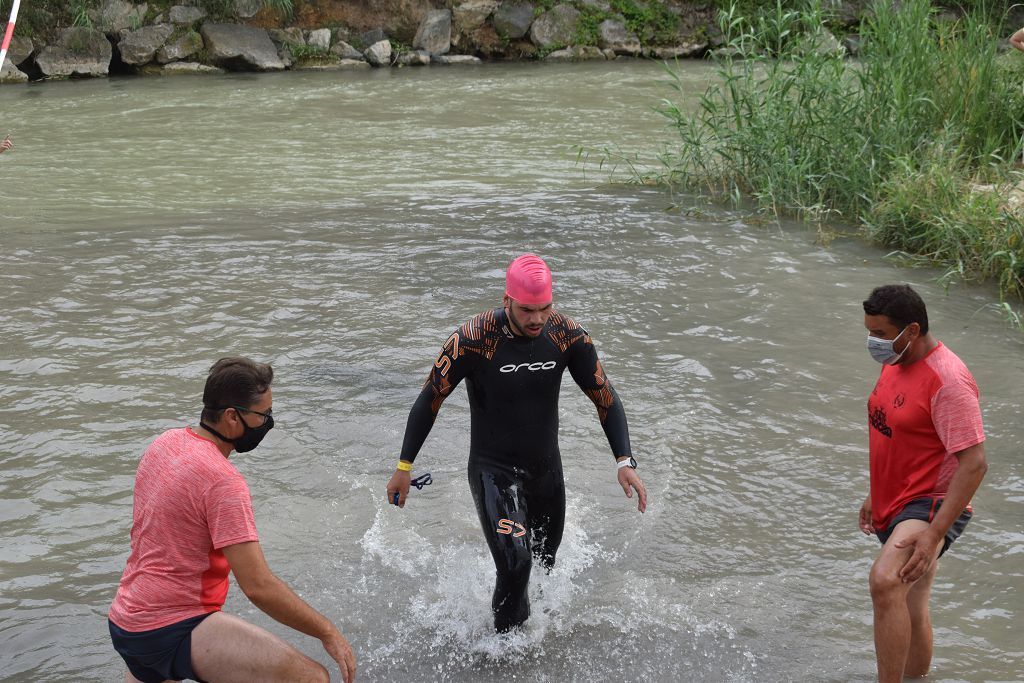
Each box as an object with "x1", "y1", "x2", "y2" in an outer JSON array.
[{"x1": 505, "y1": 254, "x2": 552, "y2": 305}]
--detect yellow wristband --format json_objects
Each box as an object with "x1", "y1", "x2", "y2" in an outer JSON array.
[{"x1": 396, "y1": 460, "x2": 412, "y2": 472}]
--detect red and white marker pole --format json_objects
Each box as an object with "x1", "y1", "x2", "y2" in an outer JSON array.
[{"x1": 0, "y1": 0, "x2": 23, "y2": 74}]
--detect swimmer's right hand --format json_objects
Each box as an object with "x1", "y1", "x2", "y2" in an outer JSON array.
[
  {"x1": 386, "y1": 469, "x2": 411, "y2": 508},
  {"x1": 858, "y1": 494, "x2": 874, "y2": 535}
]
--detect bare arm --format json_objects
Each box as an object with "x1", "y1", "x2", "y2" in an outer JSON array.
[
  {"x1": 859, "y1": 493, "x2": 874, "y2": 534},
  {"x1": 224, "y1": 541, "x2": 357, "y2": 682},
  {"x1": 895, "y1": 442, "x2": 987, "y2": 582}
]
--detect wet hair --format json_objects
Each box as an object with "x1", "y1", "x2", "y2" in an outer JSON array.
[
  {"x1": 200, "y1": 357, "x2": 273, "y2": 423},
  {"x1": 862, "y1": 284, "x2": 929, "y2": 335}
]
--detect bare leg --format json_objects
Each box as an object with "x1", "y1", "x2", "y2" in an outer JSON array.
[
  {"x1": 189, "y1": 612, "x2": 328, "y2": 683},
  {"x1": 869, "y1": 520, "x2": 941, "y2": 683},
  {"x1": 904, "y1": 553, "x2": 940, "y2": 678}
]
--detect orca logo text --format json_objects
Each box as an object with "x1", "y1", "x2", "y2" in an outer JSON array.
[{"x1": 499, "y1": 361, "x2": 557, "y2": 373}]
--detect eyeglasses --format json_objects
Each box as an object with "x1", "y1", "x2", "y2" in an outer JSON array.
[{"x1": 225, "y1": 405, "x2": 273, "y2": 426}]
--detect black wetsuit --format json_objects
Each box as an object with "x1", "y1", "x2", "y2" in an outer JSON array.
[{"x1": 400, "y1": 307, "x2": 632, "y2": 631}]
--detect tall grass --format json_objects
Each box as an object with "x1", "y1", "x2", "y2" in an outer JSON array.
[{"x1": 655, "y1": 0, "x2": 1024, "y2": 311}]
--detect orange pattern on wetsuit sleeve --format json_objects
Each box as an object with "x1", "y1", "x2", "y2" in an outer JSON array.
[
  {"x1": 548, "y1": 313, "x2": 616, "y2": 423},
  {"x1": 584, "y1": 358, "x2": 616, "y2": 423},
  {"x1": 458, "y1": 309, "x2": 502, "y2": 360},
  {"x1": 546, "y1": 311, "x2": 588, "y2": 353},
  {"x1": 423, "y1": 310, "x2": 502, "y2": 415}
]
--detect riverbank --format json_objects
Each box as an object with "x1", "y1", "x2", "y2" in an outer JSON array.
[
  {"x1": 0, "y1": 0, "x2": 881, "y2": 82},
  {"x1": 635, "y1": 0, "x2": 1024, "y2": 324}
]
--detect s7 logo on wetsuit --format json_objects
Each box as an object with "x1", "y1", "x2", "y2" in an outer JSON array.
[
  {"x1": 434, "y1": 332, "x2": 460, "y2": 376},
  {"x1": 496, "y1": 519, "x2": 526, "y2": 537},
  {"x1": 499, "y1": 361, "x2": 557, "y2": 373}
]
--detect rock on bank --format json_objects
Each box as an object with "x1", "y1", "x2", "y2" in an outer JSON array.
[{"x1": 0, "y1": 0, "x2": 879, "y2": 83}]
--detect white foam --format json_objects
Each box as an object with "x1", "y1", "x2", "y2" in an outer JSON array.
[
  {"x1": 353, "y1": 476, "x2": 759, "y2": 679},
  {"x1": 360, "y1": 493, "x2": 618, "y2": 659}
]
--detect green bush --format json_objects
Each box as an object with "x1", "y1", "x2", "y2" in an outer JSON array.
[
  {"x1": 289, "y1": 43, "x2": 337, "y2": 65},
  {"x1": 609, "y1": 0, "x2": 679, "y2": 45},
  {"x1": 528, "y1": 0, "x2": 680, "y2": 47},
  {"x1": 651, "y1": 0, "x2": 1024, "y2": 308},
  {"x1": 865, "y1": 143, "x2": 1024, "y2": 299}
]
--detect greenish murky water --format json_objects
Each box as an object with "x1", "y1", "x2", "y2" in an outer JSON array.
[{"x1": 1, "y1": 62, "x2": 1021, "y2": 682}]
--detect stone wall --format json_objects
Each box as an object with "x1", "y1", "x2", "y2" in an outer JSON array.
[{"x1": 0, "y1": 0, "x2": 883, "y2": 84}]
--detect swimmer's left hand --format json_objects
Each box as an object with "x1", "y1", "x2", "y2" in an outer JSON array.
[{"x1": 618, "y1": 467, "x2": 647, "y2": 514}]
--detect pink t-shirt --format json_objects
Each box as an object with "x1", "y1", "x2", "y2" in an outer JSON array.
[
  {"x1": 109, "y1": 428, "x2": 259, "y2": 631},
  {"x1": 867, "y1": 342, "x2": 985, "y2": 531}
]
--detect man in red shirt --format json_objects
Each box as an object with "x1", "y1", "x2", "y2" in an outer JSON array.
[
  {"x1": 109, "y1": 357, "x2": 356, "y2": 683},
  {"x1": 860, "y1": 285, "x2": 987, "y2": 683}
]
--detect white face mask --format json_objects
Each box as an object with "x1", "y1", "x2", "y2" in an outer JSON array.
[{"x1": 867, "y1": 325, "x2": 910, "y2": 365}]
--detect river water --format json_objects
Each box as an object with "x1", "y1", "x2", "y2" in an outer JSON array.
[{"x1": 0, "y1": 62, "x2": 1021, "y2": 682}]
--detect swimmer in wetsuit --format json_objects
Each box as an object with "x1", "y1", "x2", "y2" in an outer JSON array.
[{"x1": 386, "y1": 253, "x2": 647, "y2": 632}]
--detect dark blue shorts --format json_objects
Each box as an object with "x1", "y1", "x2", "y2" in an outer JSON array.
[
  {"x1": 109, "y1": 613, "x2": 212, "y2": 683},
  {"x1": 876, "y1": 496, "x2": 971, "y2": 558}
]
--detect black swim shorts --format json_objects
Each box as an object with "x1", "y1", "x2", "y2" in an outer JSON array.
[
  {"x1": 876, "y1": 496, "x2": 972, "y2": 558},
  {"x1": 109, "y1": 613, "x2": 212, "y2": 683}
]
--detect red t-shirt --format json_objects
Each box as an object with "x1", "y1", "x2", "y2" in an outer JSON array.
[
  {"x1": 109, "y1": 428, "x2": 259, "y2": 631},
  {"x1": 867, "y1": 342, "x2": 985, "y2": 531}
]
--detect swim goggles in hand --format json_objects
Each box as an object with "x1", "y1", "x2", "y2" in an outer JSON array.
[{"x1": 392, "y1": 472, "x2": 432, "y2": 505}]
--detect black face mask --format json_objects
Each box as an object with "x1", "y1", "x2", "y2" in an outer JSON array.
[
  {"x1": 231, "y1": 412, "x2": 274, "y2": 452},
  {"x1": 201, "y1": 406, "x2": 274, "y2": 453}
]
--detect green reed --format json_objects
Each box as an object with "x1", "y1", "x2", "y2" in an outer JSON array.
[{"x1": 654, "y1": 0, "x2": 1024, "y2": 309}]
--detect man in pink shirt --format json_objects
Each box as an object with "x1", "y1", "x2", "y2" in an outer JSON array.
[
  {"x1": 860, "y1": 285, "x2": 987, "y2": 683},
  {"x1": 109, "y1": 357, "x2": 356, "y2": 683}
]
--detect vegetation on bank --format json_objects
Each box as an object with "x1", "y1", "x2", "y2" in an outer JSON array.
[
  {"x1": 644, "y1": 0, "x2": 1024, "y2": 324},
  {"x1": 537, "y1": 0, "x2": 682, "y2": 47}
]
